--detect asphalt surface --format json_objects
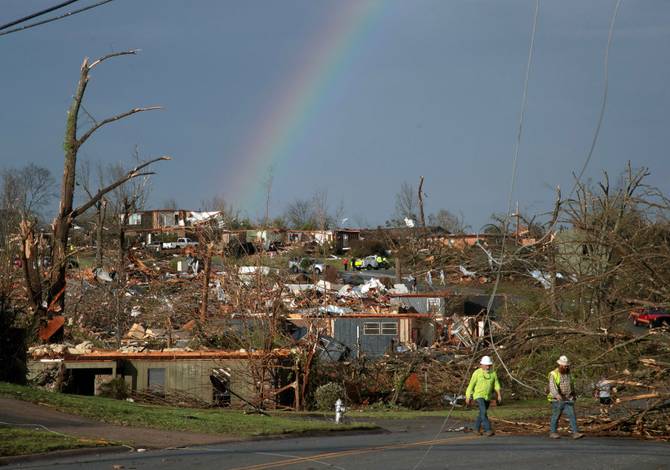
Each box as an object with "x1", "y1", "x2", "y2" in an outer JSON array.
[{"x1": 6, "y1": 416, "x2": 669, "y2": 469}]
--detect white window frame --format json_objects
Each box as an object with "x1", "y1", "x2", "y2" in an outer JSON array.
[
  {"x1": 363, "y1": 322, "x2": 380, "y2": 335},
  {"x1": 381, "y1": 322, "x2": 398, "y2": 335},
  {"x1": 128, "y1": 213, "x2": 142, "y2": 225}
]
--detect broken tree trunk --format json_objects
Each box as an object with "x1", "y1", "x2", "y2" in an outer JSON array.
[
  {"x1": 19, "y1": 219, "x2": 42, "y2": 316},
  {"x1": 199, "y1": 242, "x2": 214, "y2": 323},
  {"x1": 95, "y1": 199, "x2": 106, "y2": 268},
  {"x1": 418, "y1": 176, "x2": 426, "y2": 229},
  {"x1": 19, "y1": 50, "x2": 169, "y2": 326}
]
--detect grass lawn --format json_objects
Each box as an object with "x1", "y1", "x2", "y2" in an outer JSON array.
[
  {"x1": 282, "y1": 399, "x2": 551, "y2": 421},
  {"x1": 0, "y1": 426, "x2": 112, "y2": 457},
  {"x1": 0, "y1": 383, "x2": 376, "y2": 437},
  {"x1": 349, "y1": 399, "x2": 551, "y2": 420}
]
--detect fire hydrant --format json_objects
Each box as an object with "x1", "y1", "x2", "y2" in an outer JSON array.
[{"x1": 335, "y1": 398, "x2": 346, "y2": 424}]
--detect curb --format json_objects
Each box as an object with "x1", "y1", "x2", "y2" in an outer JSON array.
[
  {"x1": 0, "y1": 428, "x2": 385, "y2": 466},
  {"x1": 0, "y1": 445, "x2": 129, "y2": 466}
]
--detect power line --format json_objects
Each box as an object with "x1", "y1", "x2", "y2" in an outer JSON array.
[
  {"x1": 0, "y1": 0, "x2": 82, "y2": 31},
  {"x1": 0, "y1": 0, "x2": 115, "y2": 38},
  {"x1": 508, "y1": 0, "x2": 623, "y2": 253},
  {"x1": 570, "y1": 0, "x2": 622, "y2": 196},
  {"x1": 412, "y1": 4, "x2": 542, "y2": 468}
]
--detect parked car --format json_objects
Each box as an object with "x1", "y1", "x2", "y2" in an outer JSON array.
[
  {"x1": 145, "y1": 241, "x2": 162, "y2": 252},
  {"x1": 162, "y1": 237, "x2": 199, "y2": 250},
  {"x1": 288, "y1": 257, "x2": 325, "y2": 275},
  {"x1": 629, "y1": 307, "x2": 670, "y2": 328},
  {"x1": 354, "y1": 255, "x2": 389, "y2": 270}
]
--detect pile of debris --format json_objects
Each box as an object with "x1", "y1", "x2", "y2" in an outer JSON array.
[{"x1": 29, "y1": 341, "x2": 96, "y2": 358}]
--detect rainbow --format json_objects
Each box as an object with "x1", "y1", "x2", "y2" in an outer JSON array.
[{"x1": 227, "y1": 0, "x2": 385, "y2": 214}]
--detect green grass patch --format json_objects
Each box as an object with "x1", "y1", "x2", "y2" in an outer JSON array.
[
  {"x1": 0, "y1": 425, "x2": 111, "y2": 457},
  {"x1": 282, "y1": 399, "x2": 551, "y2": 421},
  {"x1": 0, "y1": 383, "x2": 376, "y2": 437}
]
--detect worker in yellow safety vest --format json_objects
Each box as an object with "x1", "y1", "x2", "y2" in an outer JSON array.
[
  {"x1": 548, "y1": 355, "x2": 584, "y2": 439},
  {"x1": 465, "y1": 356, "x2": 502, "y2": 436}
]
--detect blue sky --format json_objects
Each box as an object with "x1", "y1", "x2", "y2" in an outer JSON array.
[{"x1": 1, "y1": 0, "x2": 669, "y2": 230}]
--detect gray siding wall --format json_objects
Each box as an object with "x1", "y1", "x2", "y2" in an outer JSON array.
[
  {"x1": 121, "y1": 358, "x2": 252, "y2": 404},
  {"x1": 333, "y1": 318, "x2": 400, "y2": 358}
]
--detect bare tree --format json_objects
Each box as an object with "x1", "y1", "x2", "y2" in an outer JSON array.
[
  {"x1": 1, "y1": 164, "x2": 55, "y2": 221},
  {"x1": 428, "y1": 209, "x2": 466, "y2": 233},
  {"x1": 103, "y1": 152, "x2": 154, "y2": 346},
  {"x1": 201, "y1": 194, "x2": 242, "y2": 229},
  {"x1": 394, "y1": 181, "x2": 418, "y2": 225},
  {"x1": 333, "y1": 200, "x2": 346, "y2": 228},
  {"x1": 312, "y1": 189, "x2": 331, "y2": 231},
  {"x1": 561, "y1": 164, "x2": 658, "y2": 327},
  {"x1": 19, "y1": 50, "x2": 169, "y2": 328},
  {"x1": 285, "y1": 198, "x2": 315, "y2": 230},
  {"x1": 262, "y1": 167, "x2": 274, "y2": 228},
  {"x1": 1, "y1": 165, "x2": 55, "y2": 305},
  {"x1": 76, "y1": 159, "x2": 107, "y2": 268}
]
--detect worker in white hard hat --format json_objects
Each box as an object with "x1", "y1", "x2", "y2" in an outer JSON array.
[
  {"x1": 548, "y1": 355, "x2": 584, "y2": 439},
  {"x1": 465, "y1": 355, "x2": 502, "y2": 436}
]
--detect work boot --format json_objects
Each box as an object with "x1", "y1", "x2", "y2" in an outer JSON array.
[
  {"x1": 485, "y1": 431, "x2": 495, "y2": 437},
  {"x1": 549, "y1": 432, "x2": 561, "y2": 439},
  {"x1": 572, "y1": 432, "x2": 585, "y2": 440}
]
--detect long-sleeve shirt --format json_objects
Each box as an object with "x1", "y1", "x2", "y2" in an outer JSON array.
[{"x1": 465, "y1": 368, "x2": 501, "y2": 401}]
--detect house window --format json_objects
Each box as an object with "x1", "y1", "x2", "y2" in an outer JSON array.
[
  {"x1": 160, "y1": 213, "x2": 173, "y2": 227},
  {"x1": 381, "y1": 322, "x2": 398, "y2": 335},
  {"x1": 148, "y1": 368, "x2": 165, "y2": 391},
  {"x1": 363, "y1": 322, "x2": 381, "y2": 335},
  {"x1": 363, "y1": 322, "x2": 398, "y2": 335},
  {"x1": 128, "y1": 213, "x2": 142, "y2": 225}
]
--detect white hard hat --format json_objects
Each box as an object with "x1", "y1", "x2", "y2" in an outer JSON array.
[
  {"x1": 557, "y1": 355, "x2": 570, "y2": 366},
  {"x1": 480, "y1": 356, "x2": 493, "y2": 366}
]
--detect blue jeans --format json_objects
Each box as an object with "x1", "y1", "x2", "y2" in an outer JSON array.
[
  {"x1": 550, "y1": 400, "x2": 578, "y2": 433},
  {"x1": 474, "y1": 398, "x2": 491, "y2": 433}
]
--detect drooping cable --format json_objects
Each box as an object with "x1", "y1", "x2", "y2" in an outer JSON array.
[
  {"x1": 487, "y1": 0, "x2": 624, "y2": 400},
  {"x1": 411, "y1": 3, "x2": 541, "y2": 468},
  {"x1": 506, "y1": 0, "x2": 623, "y2": 253},
  {"x1": 0, "y1": 0, "x2": 82, "y2": 31},
  {"x1": 570, "y1": 0, "x2": 622, "y2": 196},
  {"x1": 0, "y1": 0, "x2": 115, "y2": 38}
]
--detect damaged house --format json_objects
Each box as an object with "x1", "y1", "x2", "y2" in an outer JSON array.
[
  {"x1": 29, "y1": 349, "x2": 293, "y2": 408},
  {"x1": 388, "y1": 291, "x2": 507, "y2": 347},
  {"x1": 289, "y1": 313, "x2": 434, "y2": 359},
  {"x1": 122, "y1": 209, "x2": 221, "y2": 244}
]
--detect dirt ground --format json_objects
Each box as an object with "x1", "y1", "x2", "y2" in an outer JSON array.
[{"x1": 0, "y1": 398, "x2": 241, "y2": 449}]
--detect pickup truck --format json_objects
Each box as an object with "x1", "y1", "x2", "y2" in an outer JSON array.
[
  {"x1": 162, "y1": 237, "x2": 199, "y2": 250},
  {"x1": 629, "y1": 307, "x2": 670, "y2": 328}
]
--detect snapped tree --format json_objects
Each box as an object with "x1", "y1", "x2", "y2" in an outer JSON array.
[{"x1": 20, "y1": 50, "x2": 170, "y2": 330}]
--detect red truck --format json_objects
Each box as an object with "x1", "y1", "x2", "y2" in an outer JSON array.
[{"x1": 629, "y1": 307, "x2": 670, "y2": 328}]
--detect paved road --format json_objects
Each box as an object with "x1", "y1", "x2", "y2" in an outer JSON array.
[{"x1": 8, "y1": 416, "x2": 669, "y2": 469}]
